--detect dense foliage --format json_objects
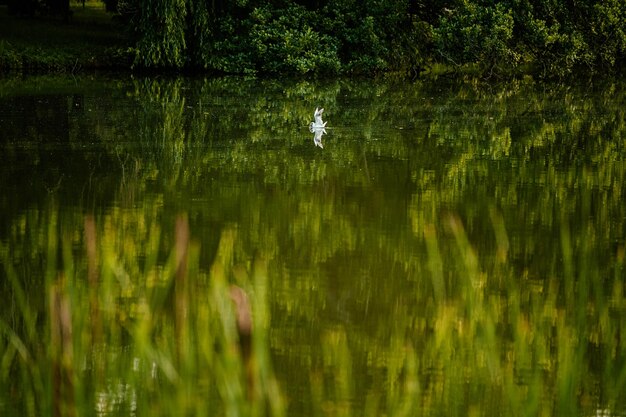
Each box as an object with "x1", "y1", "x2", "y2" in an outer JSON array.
[{"x1": 117, "y1": 0, "x2": 625, "y2": 76}]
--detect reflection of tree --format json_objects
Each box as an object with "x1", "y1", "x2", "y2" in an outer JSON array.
[
  {"x1": 1, "y1": 75, "x2": 625, "y2": 284},
  {"x1": 1, "y1": 76, "x2": 626, "y2": 416},
  {"x1": 1, "y1": 75, "x2": 624, "y2": 273}
]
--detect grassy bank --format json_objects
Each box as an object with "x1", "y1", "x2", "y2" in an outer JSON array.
[{"x1": 0, "y1": 2, "x2": 132, "y2": 73}]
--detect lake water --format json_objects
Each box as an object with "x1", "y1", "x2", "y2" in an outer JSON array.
[{"x1": 0, "y1": 75, "x2": 625, "y2": 417}]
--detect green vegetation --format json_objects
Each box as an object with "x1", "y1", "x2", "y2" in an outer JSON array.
[
  {"x1": 0, "y1": 2, "x2": 132, "y2": 72},
  {"x1": 1, "y1": 0, "x2": 624, "y2": 77},
  {"x1": 1, "y1": 76, "x2": 625, "y2": 415},
  {"x1": 0, "y1": 210, "x2": 285, "y2": 417},
  {"x1": 122, "y1": 0, "x2": 626, "y2": 77}
]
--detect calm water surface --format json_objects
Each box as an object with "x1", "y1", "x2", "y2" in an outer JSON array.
[{"x1": 0, "y1": 75, "x2": 625, "y2": 417}]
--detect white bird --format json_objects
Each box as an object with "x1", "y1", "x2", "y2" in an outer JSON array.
[
  {"x1": 309, "y1": 107, "x2": 327, "y2": 130},
  {"x1": 309, "y1": 107, "x2": 328, "y2": 148}
]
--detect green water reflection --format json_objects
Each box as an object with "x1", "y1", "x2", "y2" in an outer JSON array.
[{"x1": 0, "y1": 75, "x2": 625, "y2": 417}]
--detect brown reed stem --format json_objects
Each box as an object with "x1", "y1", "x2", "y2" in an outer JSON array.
[
  {"x1": 229, "y1": 285, "x2": 254, "y2": 401},
  {"x1": 84, "y1": 215, "x2": 102, "y2": 345},
  {"x1": 175, "y1": 214, "x2": 190, "y2": 365},
  {"x1": 49, "y1": 277, "x2": 75, "y2": 417}
]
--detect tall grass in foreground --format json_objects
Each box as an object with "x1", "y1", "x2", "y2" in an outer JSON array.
[
  {"x1": 0, "y1": 205, "x2": 284, "y2": 417},
  {"x1": 1, "y1": 202, "x2": 625, "y2": 416}
]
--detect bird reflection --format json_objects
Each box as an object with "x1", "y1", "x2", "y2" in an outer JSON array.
[
  {"x1": 309, "y1": 107, "x2": 327, "y2": 148},
  {"x1": 310, "y1": 125, "x2": 326, "y2": 148}
]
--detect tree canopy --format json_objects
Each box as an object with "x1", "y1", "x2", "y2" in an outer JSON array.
[{"x1": 113, "y1": 0, "x2": 625, "y2": 77}]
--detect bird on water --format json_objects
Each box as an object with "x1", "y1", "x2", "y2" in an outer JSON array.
[
  {"x1": 309, "y1": 107, "x2": 327, "y2": 148},
  {"x1": 309, "y1": 107, "x2": 327, "y2": 130}
]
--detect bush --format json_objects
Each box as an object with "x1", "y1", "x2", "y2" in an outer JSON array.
[
  {"x1": 203, "y1": 14, "x2": 256, "y2": 74},
  {"x1": 319, "y1": 0, "x2": 410, "y2": 73},
  {"x1": 0, "y1": 41, "x2": 22, "y2": 71},
  {"x1": 249, "y1": 4, "x2": 340, "y2": 74},
  {"x1": 433, "y1": 2, "x2": 519, "y2": 73}
]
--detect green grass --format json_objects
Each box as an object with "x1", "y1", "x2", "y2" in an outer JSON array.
[
  {"x1": 0, "y1": 1, "x2": 132, "y2": 72},
  {"x1": 0, "y1": 207, "x2": 286, "y2": 417},
  {"x1": 2, "y1": 202, "x2": 625, "y2": 416}
]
